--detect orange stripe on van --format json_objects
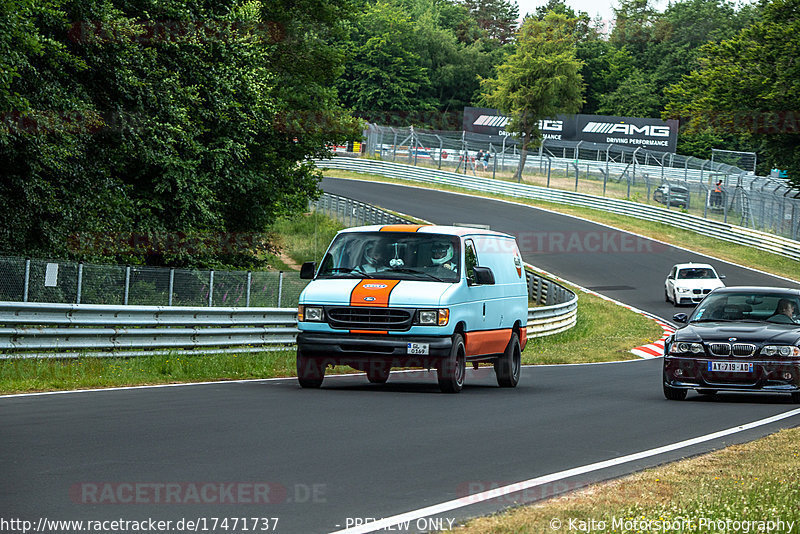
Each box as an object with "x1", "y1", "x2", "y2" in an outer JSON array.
[
  {"x1": 349, "y1": 279, "x2": 401, "y2": 307},
  {"x1": 379, "y1": 224, "x2": 425, "y2": 232},
  {"x1": 350, "y1": 330, "x2": 388, "y2": 335},
  {"x1": 464, "y1": 329, "x2": 512, "y2": 357},
  {"x1": 519, "y1": 328, "x2": 528, "y2": 351}
]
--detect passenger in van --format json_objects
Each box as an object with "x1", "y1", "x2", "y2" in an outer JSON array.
[{"x1": 360, "y1": 241, "x2": 390, "y2": 273}]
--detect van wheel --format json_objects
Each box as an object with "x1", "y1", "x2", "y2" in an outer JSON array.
[
  {"x1": 297, "y1": 349, "x2": 324, "y2": 388},
  {"x1": 438, "y1": 334, "x2": 466, "y2": 393},
  {"x1": 495, "y1": 332, "x2": 521, "y2": 388},
  {"x1": 366, "y1": 363, "x2": 391, "y2": 384}
]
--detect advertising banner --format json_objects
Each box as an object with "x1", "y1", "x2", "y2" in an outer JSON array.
[{"x1": 462, "y1": 107, "x2": 678, "y2": 152}]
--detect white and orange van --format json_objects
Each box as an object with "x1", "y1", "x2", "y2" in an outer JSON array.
[{"x1": 296, "y1": 225, "x2": 528, "y2": 393}]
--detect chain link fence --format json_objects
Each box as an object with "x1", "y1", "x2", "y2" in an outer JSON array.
[
  {"x1": 0, "y1": 194, "x2": 411, "y2": 306},
  {"x1": 361, "y1": 124, "x2": 800, "y2": 240}
]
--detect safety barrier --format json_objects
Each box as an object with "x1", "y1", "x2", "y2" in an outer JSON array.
[
  {"x1": 317, "y1": 158, "x2": 800, "y2": 262},
  {"x1": 0, "y1": 268, "x2": 576, "y2": 358}
]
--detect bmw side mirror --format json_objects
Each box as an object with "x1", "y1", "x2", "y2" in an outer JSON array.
[
  {"x1": 300, "y1": 261, "x2": 316, "y2": 280},
  {"x1": 472, "y1": 266, "x2": 495, "y2": 285},
  {"x1": 673, "y1": 313, "x2": 688, "y2": 323},
  {"x1": 719, "y1": 275, "x2": 726, "y2": 279}
]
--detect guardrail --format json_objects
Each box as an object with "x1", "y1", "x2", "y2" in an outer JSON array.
[
  {"x1": 0, "y1": 303, "x2": 298, "y2": 359},
  {"x1": 0, "y1": 268, "x2": 576, "y2": 358},
  {"x1": 317, "y1": 158, "x2": 800, "y2": 262}
]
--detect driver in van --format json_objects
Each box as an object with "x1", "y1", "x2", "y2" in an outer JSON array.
[{"x1": 429, "y1": 240, "x2": 457, "y2": 273}]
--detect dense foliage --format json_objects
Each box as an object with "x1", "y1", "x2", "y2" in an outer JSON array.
[{"x1": 0, "y1": 0, "x2": 359, "y2": 267}]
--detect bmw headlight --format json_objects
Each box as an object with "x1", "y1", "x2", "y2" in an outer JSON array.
[
  {"x1": 761, "y1": 345, "x2": 800, "y2": 358},
  {"x1": 676, "y1": 287, "x2": 691, "y2": 293},
  {"x1": 670, "y1": 342, "x2": 704, "y2": 355}
]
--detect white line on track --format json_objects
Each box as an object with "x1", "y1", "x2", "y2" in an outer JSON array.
[{"x1": 328, "y1": 407, "x2": 800, "y2": 534}]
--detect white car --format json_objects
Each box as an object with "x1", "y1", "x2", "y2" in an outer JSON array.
[{"x1": 664, "y1": 262, "x2": 726, "y2": 306}]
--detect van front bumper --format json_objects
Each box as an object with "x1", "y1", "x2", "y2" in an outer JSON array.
[{"x1": 296, "y1": 332, "x2": 453, "y2": 368}]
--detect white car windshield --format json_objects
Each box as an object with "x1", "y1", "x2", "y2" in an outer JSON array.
[
  {"x1": 678, "y1": 268, "x2": 716, "y2": 279},
  {"x1": 317, "y1": 232, "x2": 461, "y2": 282}
]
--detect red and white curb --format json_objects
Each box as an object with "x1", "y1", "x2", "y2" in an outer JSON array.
[
  {"x1": 630, "y1": 315, "x2": 675, "y2": 359},
  {"x1": 525, "y1": 263, "x2": 674, "y2": 360}
]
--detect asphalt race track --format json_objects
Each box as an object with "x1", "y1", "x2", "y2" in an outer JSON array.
[{"x1": 2, "y1": 177, "x2": 800, "y2": 533}]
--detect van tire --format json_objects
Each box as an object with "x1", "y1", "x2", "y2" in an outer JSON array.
[
  {"x1": 366, "y1": 363, "x2": 391, "y2": 384},
  {"x1": 438, "y1": 334, "x2": 466, "y2": 393},
  {"x1": 495, "y1": 332, "x2": 521, "y2": 388},
  {"x1": 297, "y1": 349, "x2": 324, "y2": 388}
]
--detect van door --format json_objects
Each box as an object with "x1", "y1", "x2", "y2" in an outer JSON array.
[{"x1": 464, "y1": 239, "x2": 488, "y2": 330}]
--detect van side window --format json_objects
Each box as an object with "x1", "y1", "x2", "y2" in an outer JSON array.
[{"x1": 464, "y1": 239, "x2": 478, "y2": 283}]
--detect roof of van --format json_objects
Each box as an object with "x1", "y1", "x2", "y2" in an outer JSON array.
[{"x1": 337, "y1": 224, "x2": 515, "y2": 239}]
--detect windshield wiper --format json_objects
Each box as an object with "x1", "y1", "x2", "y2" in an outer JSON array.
[
  {"x1": 689, "y1": 318, "x2": 736, "y2": 323},
  {"x1": 385, "y1": 268, "x2": 447, "y2": 282},
  {"x1": 320, "y1": 267, "x2": 376, "y2": 278}
]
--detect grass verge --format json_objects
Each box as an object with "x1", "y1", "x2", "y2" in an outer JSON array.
[
  {"x1": 322, "y1": 169, "x2": 800, "y2": 282},
  {"x1": 525, "y1": 289, "x2": 663, "y2": 365},
  {"x1": 451, "y1": 426, "x2": 800, "y2": 533}
]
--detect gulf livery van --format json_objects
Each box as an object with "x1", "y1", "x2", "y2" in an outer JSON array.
[{"x1": 296, "y1": 224, "x2": 529, "y2": 393}]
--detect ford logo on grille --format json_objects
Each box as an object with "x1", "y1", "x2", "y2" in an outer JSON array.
[
  {"x1": 363, "y1": 284, "x2": 387, "y2": 289},
  {"x1": 363, "y1": 296, "x2": 376, "y2": 301}
]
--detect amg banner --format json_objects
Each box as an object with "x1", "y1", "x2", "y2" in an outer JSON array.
[{"x1": 463, "y1": 107, "x2": 679, "y2": 152}]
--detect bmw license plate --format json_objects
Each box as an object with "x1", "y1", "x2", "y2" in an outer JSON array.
[
  {"x1": 407, "y1": 342, "x2": 429, "y2": 355},
  {"x1": 708, "y1": 361, "x2": 753, "y2": 373}
]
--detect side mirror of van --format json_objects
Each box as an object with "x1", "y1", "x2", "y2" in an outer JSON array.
[
  {"x1": 673, "y1": 313, "x2": 688, "y2": 323},
  {"x1": 471, "y1": 266, "x2": 495, "y2": 285},
  {"x1": 300, "y1": 261, "x2": 316, "y2": 280}
]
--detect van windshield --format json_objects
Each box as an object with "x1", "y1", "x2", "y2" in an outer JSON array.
[{"x1": 317, "y1": 232, "x2": 461, "y2": 282}]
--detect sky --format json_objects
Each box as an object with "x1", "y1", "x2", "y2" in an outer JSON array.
[{"x1": 515, "y1": 0, "x2": 668, "y2": 31}]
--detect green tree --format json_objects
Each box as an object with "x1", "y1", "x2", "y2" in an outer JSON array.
[
  {"x1": 664, "y1": 0, "x2": 800, "y2": 182},
  {"x1": 0, "y1": 0, "x2": 359, "y2": 267},
  {"x1": 336, "y1": 1, "x2": 435, "y2": 115},
  {"x1": 481, "y1": 13, "x2": 584, "y2": 177}
]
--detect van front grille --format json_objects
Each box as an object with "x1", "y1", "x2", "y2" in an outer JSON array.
[{"x1": 326, "y1": 307, "x2": 413, "y2": 331}]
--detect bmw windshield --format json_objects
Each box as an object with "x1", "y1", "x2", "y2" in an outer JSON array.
[
  {"x1": 317, "y1": 232, "x2": 461, "y2": 283},
  {"x1": 690, "y1": 291, "x2": 800, "y2": 324}
]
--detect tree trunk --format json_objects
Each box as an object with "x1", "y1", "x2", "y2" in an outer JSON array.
[{"x1": 516, "y1": 137, "x2": 529, "y2": 180}]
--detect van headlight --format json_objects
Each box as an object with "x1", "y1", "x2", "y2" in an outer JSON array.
[
  {"x1": 416, "y1": 309, "x2": 449, "y2": 326},
  {"x1": 298, "y1": 305, "x2": 324, "y2": 322},
  {"x1": 761, "y1": 345, "x2": 800, "y2": 358}
]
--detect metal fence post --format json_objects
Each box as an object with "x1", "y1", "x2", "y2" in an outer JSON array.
[
  {"x1": 246, "y1": 271, "x2": 252, "y2": 307},
  {"x1": 208, "y1": 270, "x2": 214, "y2": 307},
  {"x1": 168, "y1": 268, "x2": 175, "y2": 306},
  {"x1": 277, "y1": 271, "x2": 284, "y2": 307},
  {"x1": 23, "y1": 259, "x2": 30, "y2": 302},
  {"x1": 76, "y1": 263, "x2": 83, "y2": 304},
  {"x1": 124, "y1": 266, "x2": 131, "y2": 305}
]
